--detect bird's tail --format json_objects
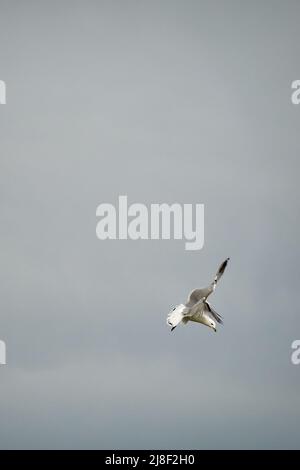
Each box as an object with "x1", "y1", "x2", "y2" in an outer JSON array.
[{"x1": 166, "y1": 304, "x2": 187, "y2": 330}]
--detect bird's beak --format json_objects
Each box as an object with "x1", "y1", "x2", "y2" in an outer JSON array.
[{"x1": 213, "y1": 328, "x2": 217, "y2": 333}]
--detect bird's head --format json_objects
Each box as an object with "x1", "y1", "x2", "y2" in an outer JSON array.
[{"x1": 209, "y1": 320, "x2": 217, "y2": 333}]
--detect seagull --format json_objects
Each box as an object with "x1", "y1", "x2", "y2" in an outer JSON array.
[{"x1": 166, "y1": 258, "x2": 230, "y2": 333}]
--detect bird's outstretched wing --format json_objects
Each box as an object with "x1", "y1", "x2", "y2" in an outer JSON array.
[
  {"x1": 204, "y1": 301, "x2": 223, "y2": 325},
  {"x1": 186, "y1": 288, "x2": 211, "y2": 307},
  {"x1": 186, "y1": 258, "x2": 230, "y2": 305},
  {"x1": 214, "y1": 258, "x2": 230, "y2": 284}
]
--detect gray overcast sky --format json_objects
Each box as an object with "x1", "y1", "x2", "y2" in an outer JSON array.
[{"x1": 0, "y1": 0, "x2": 300, "y2": 449}]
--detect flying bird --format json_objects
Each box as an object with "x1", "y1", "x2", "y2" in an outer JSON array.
[{"x1": 166, "y1": 258, "x2": 230, "y2": 333}]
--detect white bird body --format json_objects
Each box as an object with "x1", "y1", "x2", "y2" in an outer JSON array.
[
  {"x1": 166, "y1": 258, "x2": 229, "y2": 333},
  {"x1": 187, "y1": 309, "x2": 217, "y2": 330}
]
